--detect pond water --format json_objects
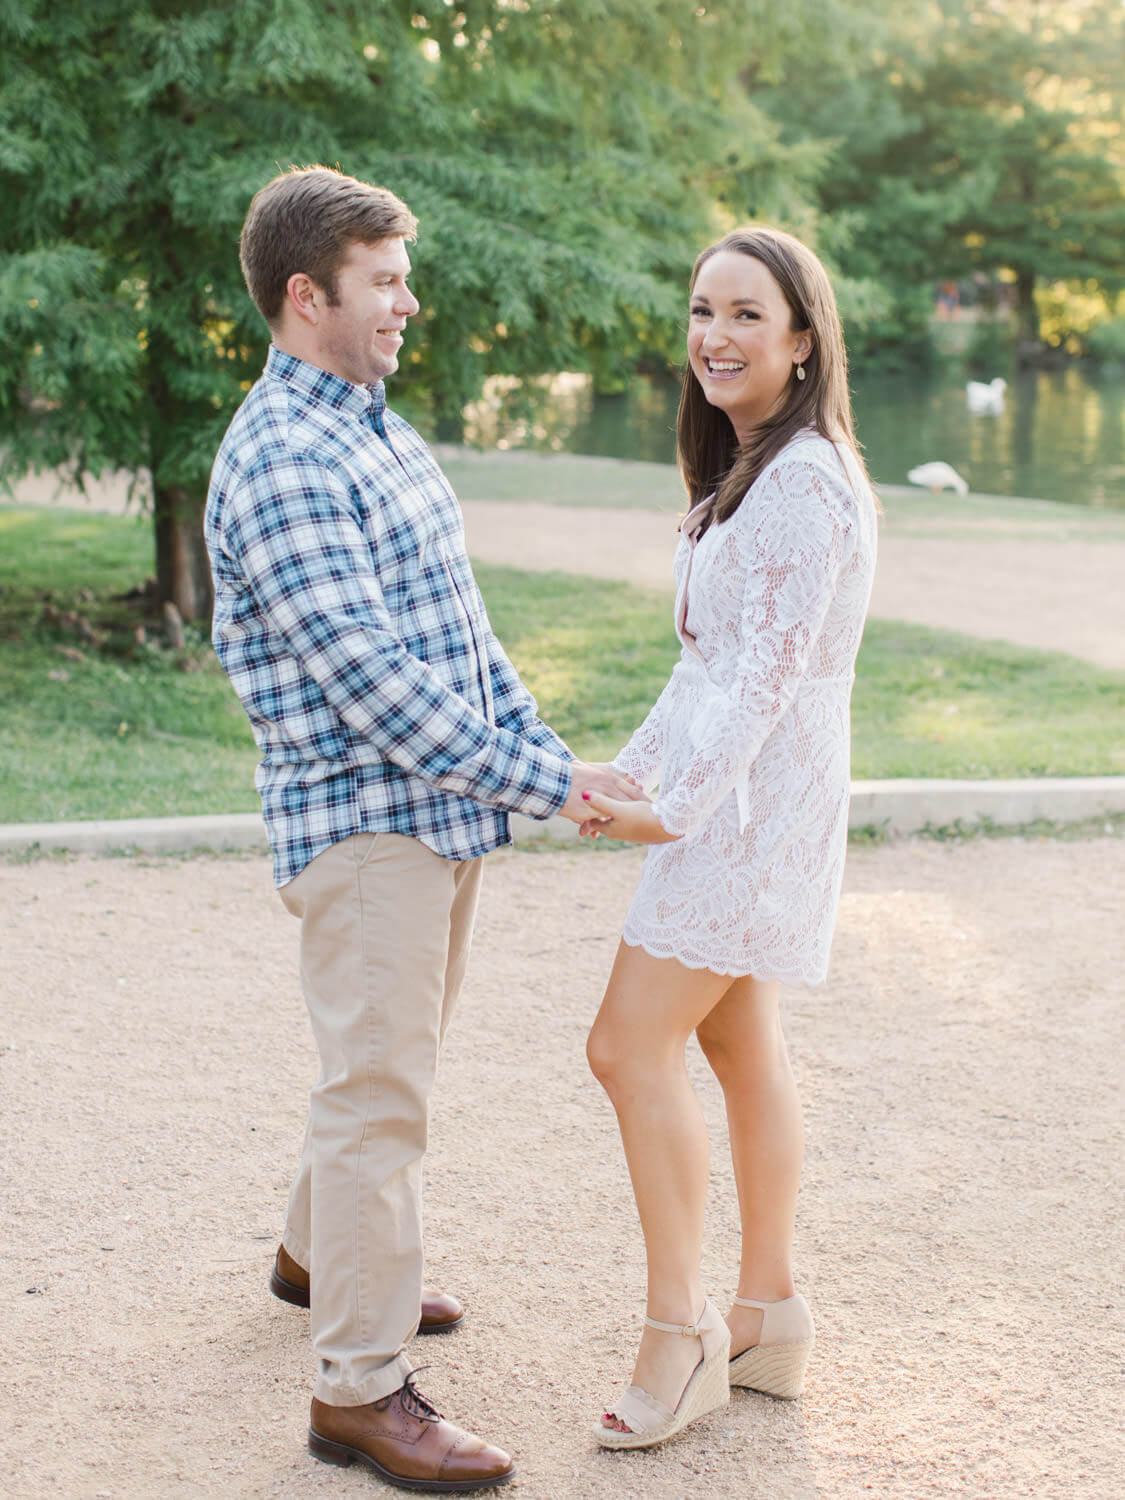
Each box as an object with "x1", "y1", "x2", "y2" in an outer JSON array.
[{"x1": 461, "y1": 365, "x2": 1125, "y2": 508}]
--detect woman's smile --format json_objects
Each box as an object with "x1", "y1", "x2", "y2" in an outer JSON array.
[{"x1": 701, "y1": 357, "x2": 747, "y2": 379}]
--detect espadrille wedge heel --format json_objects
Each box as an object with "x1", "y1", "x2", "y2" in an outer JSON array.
[
  {"x1": 727, "y1": 1292, "x2": 814, "y2": 1399},
  {"x1": 595, "y1": 1298, "x2": 731, "y2": 1450}
]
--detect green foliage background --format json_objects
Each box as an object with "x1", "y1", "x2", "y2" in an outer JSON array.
[
  {"x1": 1, "y1": 0, "x2": 1122, "y2": 602},
  {"x1": 0, "y1": 1, "x2": 824, "y2": 494},
  {"x1": 763, "y1": 0, "x2": 1125, "y2": 360}
]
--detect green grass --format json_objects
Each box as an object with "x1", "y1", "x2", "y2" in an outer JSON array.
[
  {"x1": 0, "y1": 501, "x2": 154, "y2": 594},
  {"x1": 0, "y1": 506, "x2": 261, "y2": 821},
  {"x1": 914, "y1": 811, "x2": 1125, "y2": 843},
  {"x1": 483, "y1": 569, "x2": 1125, "y2": 777},
  {"x1": 850, "y1": 620, "x2": 1125, "y2": 778},
  {"x1": 2, "y1": 503, "x2": 1123, "y2": 823},
  {"x1": 475, "y1": 564, "x2": 679, "y2": 762}
]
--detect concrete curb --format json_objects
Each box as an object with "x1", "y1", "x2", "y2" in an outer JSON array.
[
  {"x1": 3, "y1": 777, "x2": 1124, "y2": 859},
  {"x1": 845, "y1": 776, "x2": 1125, "y2": 834}
]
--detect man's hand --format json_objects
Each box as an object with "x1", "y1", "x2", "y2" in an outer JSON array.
[
  {"x1": 558, "y1": 761, "x2": 648, "y2": 824},
  {"x1": 578, "y1": 790, "x2": 680, "y2": 844}
]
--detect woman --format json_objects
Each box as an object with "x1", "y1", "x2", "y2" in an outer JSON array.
[{"x1": 581, "y1": 227, "x2": 878, "y2": 1450}]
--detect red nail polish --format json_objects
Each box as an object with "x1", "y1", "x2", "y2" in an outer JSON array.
[{"x1": 582, "y1": 791, "x2": 590, "y2": 800}]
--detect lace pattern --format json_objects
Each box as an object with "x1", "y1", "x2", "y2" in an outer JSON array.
[{"x1": 614, "y1": 435, "x2": 877, "y2": 984}]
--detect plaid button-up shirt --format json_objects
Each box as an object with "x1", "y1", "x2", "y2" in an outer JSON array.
[{"x1": 205, "y1": 347, "x2": 573, "y2": 886}]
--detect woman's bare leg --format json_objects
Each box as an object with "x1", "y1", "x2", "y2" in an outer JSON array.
[
  {"x1": 695, "y1": 976, "x2": 803, "y2": 1354},
  {"x1": 586, "y1": 941, "x2": 731, "y2": 1424}
]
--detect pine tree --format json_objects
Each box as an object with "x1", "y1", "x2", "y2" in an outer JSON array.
[{"x1": 0, "y1": 0, "x2": 816, "y2": 619}]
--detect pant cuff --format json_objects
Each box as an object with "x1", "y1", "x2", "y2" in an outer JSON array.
[
  {"x1": 314, "y1": 1351, "x2": 416, "y2": 1408},
  {"x1": 282, "y1": 1231, "x2": 310, "y2": 1269}
]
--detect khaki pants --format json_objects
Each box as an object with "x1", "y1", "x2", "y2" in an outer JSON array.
[{"x1": 278, "y1": 832, "x2": 484, "y2": 1406}]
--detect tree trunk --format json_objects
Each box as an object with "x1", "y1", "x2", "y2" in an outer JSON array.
[
  {"x1": 1014, "y1": 269, "x2": 1038, "y2": 344},
  {"x1": 144, "y1": 238, "x2": 215, "y2": 623},
  {"x1": 434, "y1": 401, "x2": 466, "y2": 443},
  {"x1": 154, "y1": 483, "x2": 213, "y2": 623}
]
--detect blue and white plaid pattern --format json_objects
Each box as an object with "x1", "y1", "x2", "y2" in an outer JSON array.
[{"x1": 205, "y1": 347, "x2": 573, "y2": 886}]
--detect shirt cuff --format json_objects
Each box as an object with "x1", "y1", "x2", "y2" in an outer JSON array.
[{"x1": 507, "y1": 748, "x2": 572, "y2": 820}]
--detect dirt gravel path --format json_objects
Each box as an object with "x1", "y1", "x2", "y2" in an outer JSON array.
[
  {"x1": 3, "y1": 838, "x2": 1122, "y2": 1499},
  {"x1": 459, "y1": 500, "x2": 1125, "y2": 672}
]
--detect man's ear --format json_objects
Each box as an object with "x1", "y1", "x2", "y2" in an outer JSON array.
[{"x1": 285, "y1": 272, "x2": 321, "y2": 327}]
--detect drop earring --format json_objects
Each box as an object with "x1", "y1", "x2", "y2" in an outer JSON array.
[{"x1": 795, "y1": 363, "x2": 806, "y2": 381}]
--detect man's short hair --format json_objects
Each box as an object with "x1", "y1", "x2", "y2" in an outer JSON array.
[{"x1": 240, "y1": 166, "x2": 418, "y2": 326}]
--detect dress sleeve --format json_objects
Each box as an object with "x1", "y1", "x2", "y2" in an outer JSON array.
[
  {"x1": 651, "y1": 458, "x2": 856, "y2": 838},
  {"x1": 612, "y1": 672, "x2": 679, "y2": 790},
  {"x1": 613, "y1": 528, "x2": 691, "y2": 788}
]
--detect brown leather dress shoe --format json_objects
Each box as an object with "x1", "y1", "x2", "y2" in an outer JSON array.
[
  {"x1": 308, "y1": 1375, "x2": 515, "y2": 1492},
  {"x1": 418, "y1": 1289, "x2": 464, "y2": 1333},
  {"x1": 269, "y1": 1244, "x2": 311, "y2": 1307},
  {"x1": 269, "y1": 1245, "x2": 465, "y2": 1332}
]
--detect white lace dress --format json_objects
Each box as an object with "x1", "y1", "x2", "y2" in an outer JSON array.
[{"x1": 614, "y1": 433, "x2": 878, "y2": 984}]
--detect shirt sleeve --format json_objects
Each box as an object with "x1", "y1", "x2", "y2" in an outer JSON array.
[
  {"x1": 651, "y1": 459, "x2": 856, "y2": 839},
  {"x1": 220, "y1": 455, "x2": 571, "y2": 819}
]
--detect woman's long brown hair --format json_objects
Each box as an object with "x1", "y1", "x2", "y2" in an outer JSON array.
[{"x1": 677, "y1": 227, "x2": 869, "y2": 532}]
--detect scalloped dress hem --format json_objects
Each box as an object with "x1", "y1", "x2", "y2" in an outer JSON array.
[{"x1": 619, "y1": 932, "x2": 827, "y2": 988}]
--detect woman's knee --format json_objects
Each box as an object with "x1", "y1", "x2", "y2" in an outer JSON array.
[
  {"x1": 586, "y1": 1022, "x2": 624, "y2": 1091},
  {"x1": 586, "y1": 1021, "x2": 666, "y2": 1097}
]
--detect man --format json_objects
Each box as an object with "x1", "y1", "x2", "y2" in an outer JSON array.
[{"x1": 204, "y1": 166, "x2": 642, "y2": 1491}]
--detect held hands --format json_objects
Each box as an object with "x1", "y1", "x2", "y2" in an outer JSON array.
[
  {"x1": 579, "y1": 790, "x2": 681, "y2": 845},
  {"x1": 559, "y1": 762, "x2": 648, "y2": 825},
  {"x1": 558, "y1": 762, "x2": 680, "y2": 843}
]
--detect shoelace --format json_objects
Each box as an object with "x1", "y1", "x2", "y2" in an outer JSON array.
[{"x1": 400, "y1": 1369, "x2": 442, "y2": 1423}]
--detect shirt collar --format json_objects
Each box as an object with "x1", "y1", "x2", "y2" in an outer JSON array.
[{"x1": 266, "y1": 346, "x2": 387, "y2": 422}]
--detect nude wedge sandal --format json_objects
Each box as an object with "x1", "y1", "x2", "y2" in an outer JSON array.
[
  {"x1": 727, "y1": 1292, "x2": 814, "y2": 1399},
  {"x1": 594, "y1": 1298, "x2": 731, "y2": 1451}
]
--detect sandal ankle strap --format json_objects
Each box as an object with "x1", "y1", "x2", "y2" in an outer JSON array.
[
  {"x1": 644, "y1": 1305, "x2": 706, "y2": 1338},
  {"x1": 731, "y1": 1295, "x2": 769, "y2": 1310}
]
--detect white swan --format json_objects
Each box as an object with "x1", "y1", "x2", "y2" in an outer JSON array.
[
  {"x1": 966, "y1": 377, "x2": 1007, "y2": 414},
  {"x1": 907, "y1": 462, "x2": 969, "y2": 495}
]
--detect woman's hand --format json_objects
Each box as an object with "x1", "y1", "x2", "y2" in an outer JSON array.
[
  {"x1": 559, "y1": 762, "x2": 644, "y2": 824},
  {"x1": 579, "y1": 790, "x2": 681, "y2": 844}
]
